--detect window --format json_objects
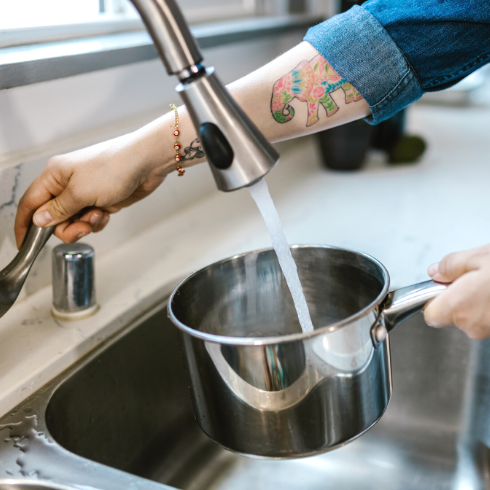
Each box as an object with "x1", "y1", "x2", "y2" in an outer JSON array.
[
  {"x1": 0, "y1": 0, "x2": 284, "y2": 48},
  {"x1": 0, "y1": 0, "x2": 104, "y2": 30},
  {"x1": 0, "y1": 0, "x2": 266, "y2": 32},
  {"x1": 0, "y1": 0, "x2": 329, "y2": 50},
  {"x1": 176, "y1": 0, "x2": 257, "y2": 24},
  {"x1": 0, "y1": 0, "x2": 141, "y2": 48}
]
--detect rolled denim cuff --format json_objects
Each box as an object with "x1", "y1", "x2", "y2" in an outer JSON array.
[{"x1": 304, "y1": 5, "x2": 423, "y2": 125}]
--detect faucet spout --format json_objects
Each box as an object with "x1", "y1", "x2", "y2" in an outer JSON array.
[{"x1": 129, "y1": 0, "x2": 279, "y2": 191}]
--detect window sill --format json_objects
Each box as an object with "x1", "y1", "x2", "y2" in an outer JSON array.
[{"x1": 0, "y1": 14, "x2": 322, "y2": 90}]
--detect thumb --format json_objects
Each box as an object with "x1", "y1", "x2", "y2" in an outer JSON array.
[{"x1": 33, "y1": 188, "x2": 85, "y2": 227}]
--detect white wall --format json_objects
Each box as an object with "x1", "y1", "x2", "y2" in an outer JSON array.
[{"x1": 0, "y1": 31, "x2": 305, "y2": 299}]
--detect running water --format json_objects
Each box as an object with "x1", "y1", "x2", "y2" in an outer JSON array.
[{"x1": 248, "y1": 178, "x2": 314, "y2": 334}]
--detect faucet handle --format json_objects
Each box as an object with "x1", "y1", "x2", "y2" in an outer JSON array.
[
  {"x1": 0, "y1": 224, "x2": 54, "y2": 320},
  {"x1": 52, "y1": 243, "x2": 98, "y2": 321}
]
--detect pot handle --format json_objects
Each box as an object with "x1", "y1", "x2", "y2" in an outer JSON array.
[{"x1": 372, "y1": 280, "x2": 448, "y2": 344}]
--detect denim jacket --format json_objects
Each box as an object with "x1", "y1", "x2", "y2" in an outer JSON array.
[{"x1": 304, "y1": 1, "x2": 490, "y2": 124}]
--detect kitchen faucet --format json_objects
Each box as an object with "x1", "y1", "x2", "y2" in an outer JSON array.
[
  {"x1": 0, "y1": 0, "x2": 279, "y2": 320},
  {"x1": 130, "y1": 0, "x2": 279, "y2": 191}
]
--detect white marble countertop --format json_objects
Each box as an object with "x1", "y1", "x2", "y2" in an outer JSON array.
[{"x1": 0, "y1": 101, "x2": 489, "y2": 417}]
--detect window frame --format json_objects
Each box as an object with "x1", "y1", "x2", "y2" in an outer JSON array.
[
  {"x1": 0, "y1": 0, "x2": 267, "y2": 50},
  {"x1": 0, "y1": 18, "x2": 144, "y2": 50}
]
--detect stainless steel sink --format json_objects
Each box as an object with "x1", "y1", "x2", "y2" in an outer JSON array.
[{"x1": 1, "y1": 298, "x2": 489, "y2": 490}]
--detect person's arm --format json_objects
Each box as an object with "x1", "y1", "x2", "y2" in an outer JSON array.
[
  {"x1": 14, "y1": 41, "x2": 370, "y2": 247},
  {"x1": 19, "y1": 0, "x2": 489, "y2": 245}
]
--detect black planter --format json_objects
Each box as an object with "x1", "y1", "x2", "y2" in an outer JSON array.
[{"x1": 317, "y1": 119, "x2": 374, "y2": 171}]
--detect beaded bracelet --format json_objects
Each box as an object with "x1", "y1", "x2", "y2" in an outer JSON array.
[{"x1": 170, "y1": 104, "x2": 185, "y2": 177}]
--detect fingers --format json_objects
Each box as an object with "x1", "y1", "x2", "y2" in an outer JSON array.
[
  {"x1": 94, "y1": 213, "x2": 111, "y2": 233},
  {"x1": 53, "y1": 209, "x2": 111, "y2": 244},
  {"x1": 424, "y1": 245, "x2": 490, "y2": 339},
  {"x1": 427, "y1": 245, "x2": 490, "y2": 283},
  {"x1": 53, "y1": 220, "x2": 92, "y2": 244},
  {"x1": 33, "y1": 183, "x2": 88, "y2": 229},
  {"x1": 15, "y1": 174, "x2": 61, "y2": 249},
  {"x1": 79, "y1": 208, "x2": 104, "y2": 229},
  {"x1": 15, "y1": 163, "x2": 85, "y2": 248},
  {"x1": 79, "y1": 209, "x2": 110, "y2": 233},
  {"x1": 15, "y1": 199, "x2": 35, "y2": 250},
  {"x1": 424, "y1": 269, "x2": 490, "y2": 340}
]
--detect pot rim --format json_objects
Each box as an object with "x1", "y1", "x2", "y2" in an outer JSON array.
[{"x1": 167, "y1": 244, "x2": 390, "y2": 345}]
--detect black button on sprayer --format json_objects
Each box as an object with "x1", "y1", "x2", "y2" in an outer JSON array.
[{"x1": 199, "y1": 123, "x2": 234, "y2": 170}]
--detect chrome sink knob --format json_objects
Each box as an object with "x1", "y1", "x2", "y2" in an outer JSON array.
[{"x1": 52, "y1": 243, "x2": 98, "y2": 321}]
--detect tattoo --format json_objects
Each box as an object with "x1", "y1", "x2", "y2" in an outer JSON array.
[
  {"x1": 181, "y1": 138, "x2": 205, "y2": 161},
  {"x1": 271, "y1": 54, "x2": 363, "y2": 127}
]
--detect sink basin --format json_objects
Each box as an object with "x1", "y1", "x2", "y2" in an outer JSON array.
[{"x1": 1, "y1": 299, "x2": 490, "y2": 489}]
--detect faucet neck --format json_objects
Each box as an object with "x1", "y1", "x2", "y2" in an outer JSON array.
[
  {"x1": 130, "y1": 0, "x2": 280, "y2": 192},
  {"x1": 129, "y1": 0, "x2": 203, "y2": 75}
]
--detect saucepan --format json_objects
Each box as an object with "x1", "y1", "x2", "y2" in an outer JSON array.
[{"x1": 168, "y1": 245, "x2": 446, "y2": 459}]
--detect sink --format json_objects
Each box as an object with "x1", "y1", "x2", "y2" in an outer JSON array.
[{"x1": 1, "y1": 299, "x2": 490, "y2": 489}]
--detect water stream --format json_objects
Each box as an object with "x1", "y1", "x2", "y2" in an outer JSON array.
[{"x1": 248, "y1": 178, "x2": 314, "y2": 334}]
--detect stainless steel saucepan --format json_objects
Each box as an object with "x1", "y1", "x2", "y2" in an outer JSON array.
[{"x1": 168, "y1": 245, "x2": 447, "y2": 459}]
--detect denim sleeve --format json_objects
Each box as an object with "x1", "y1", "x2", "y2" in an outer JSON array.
[
  {"x1": 304, "y1": 1, "x2": 490, "y2": 124},
  {"x1": 363, "y1": 0, "x2": 490, "y2": 93}
]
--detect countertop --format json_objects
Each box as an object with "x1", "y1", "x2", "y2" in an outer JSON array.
[{"x1": 0, "y1": 101, "x2": 489, "y2": 417}]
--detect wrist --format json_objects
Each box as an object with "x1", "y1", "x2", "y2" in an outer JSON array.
[
  {"x1": 131, "y1": 105, "x2": 206, "y2": 177},
  {"x1": 132, "y1": 112, "x2": 176, "y2": 177}
]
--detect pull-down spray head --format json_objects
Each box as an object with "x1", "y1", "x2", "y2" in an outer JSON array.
[{"x1": 129, "y1": 0, "x2": 279, "y2": 191}]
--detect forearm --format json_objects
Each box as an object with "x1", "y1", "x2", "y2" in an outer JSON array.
[
  {"x1": 14, "y1": 42, "x2": 369, "y2": 246},
  {"x1": 138, "y1": 41, "x2": 370, "y2": 175}
]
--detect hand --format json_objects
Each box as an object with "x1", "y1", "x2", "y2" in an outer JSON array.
[
  {"x1": 424, "y1": 244, "x2": 490, "y2": 340},
  {"x1": 15, "y1": 128, "x2": 172, "y2": 247}
]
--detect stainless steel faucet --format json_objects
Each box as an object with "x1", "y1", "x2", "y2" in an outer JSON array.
[
  {"x1": 130, "y1": 0, "x2": 280, "y2": 191},
  {"x1": 0, "y1": 0, "x2": 279, "y2": 321}
]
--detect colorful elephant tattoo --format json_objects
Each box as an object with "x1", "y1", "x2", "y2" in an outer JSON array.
[{"x1": 271, "y1": 54, "x2": 363, "y2": 127}]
